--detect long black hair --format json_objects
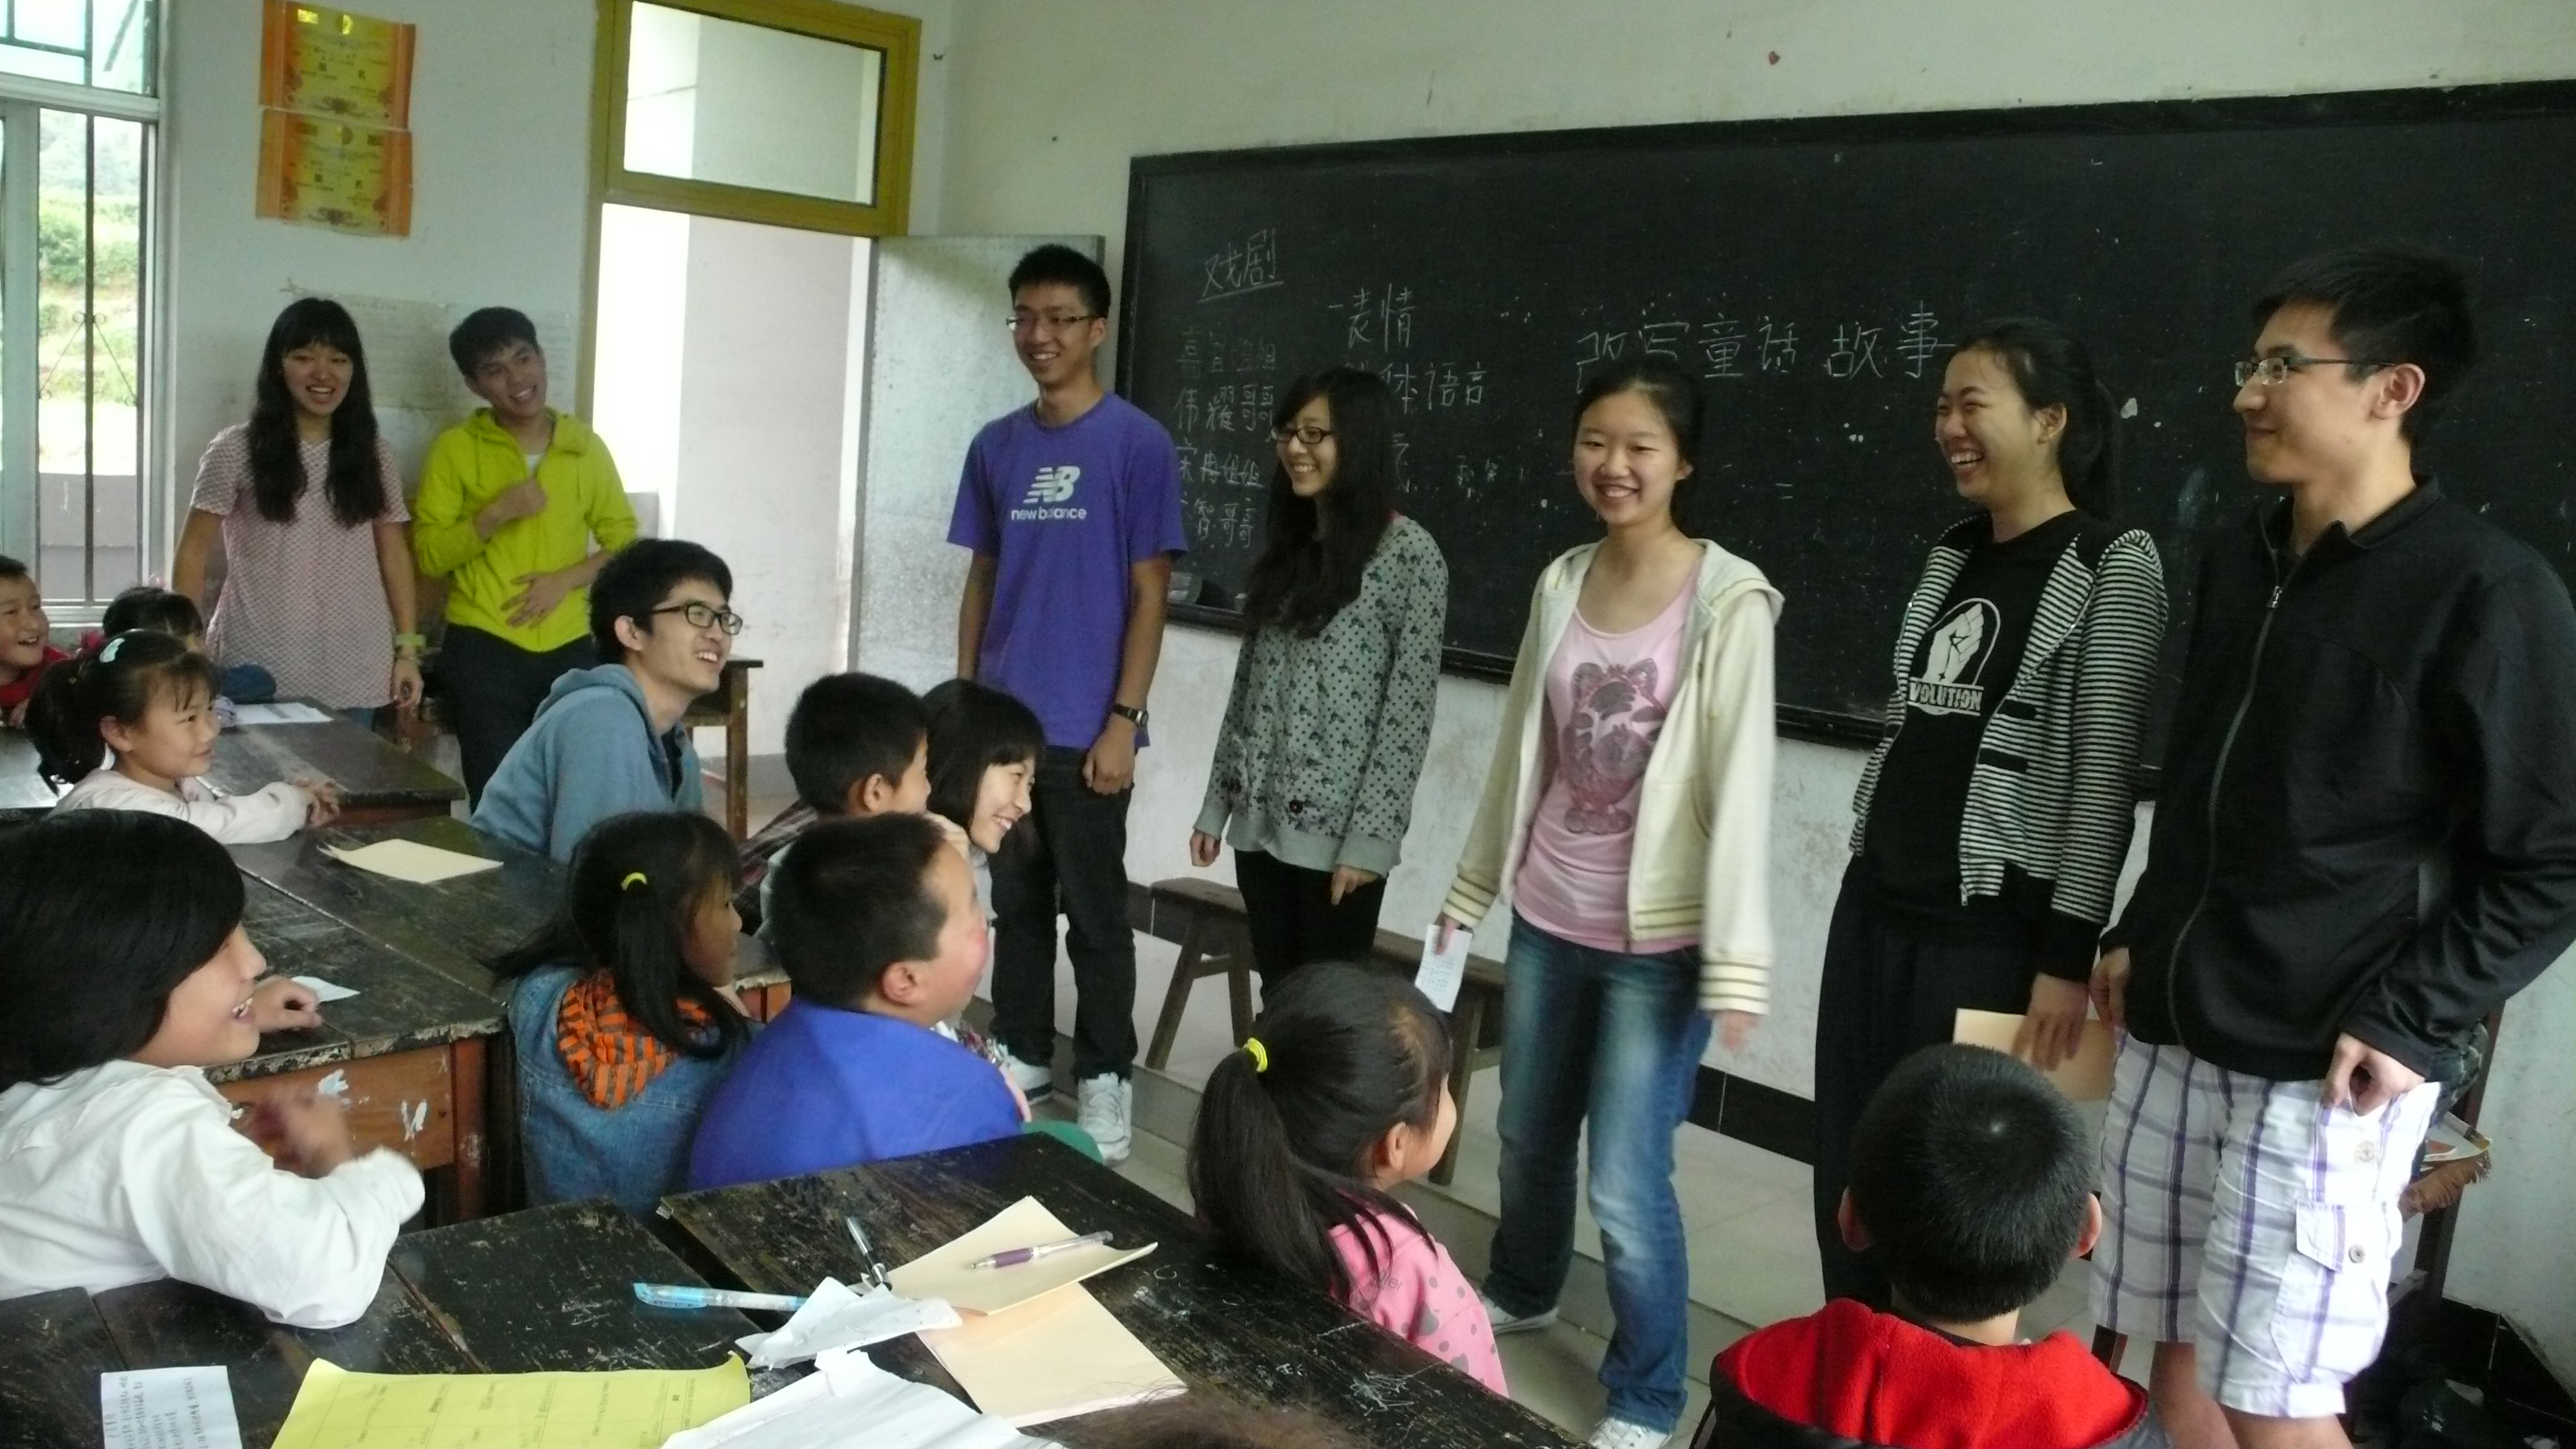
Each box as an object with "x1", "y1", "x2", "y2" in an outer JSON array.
[
  {"x1": 1187, "y1": 962, "x2": 1453, "y2": 1300},
  {"x1": 0, "y1": 810, "x2": 246, "y2": 1088},
  {"x1": 1953, "y1": 317, "x2": 2121, "y2": 519},
  {"x1": 26, "y1": 631, "x2": 220, "y2": 786},
  {"x1": 1239, "y1": 368, "x2": 1399, "y2": 635},
  {"x1": 491, "y1": 811, "x2": 747, "y2": 1056},
  {"x1": 921, "y1": 679, "x2": 1042, "y2": 840},
  {"x1": 246, "y1": 297, "x2": 387, "y2": 528}
]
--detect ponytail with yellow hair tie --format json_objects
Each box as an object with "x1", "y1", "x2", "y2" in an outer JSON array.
[{"x1": 1240, "y1": 1037, "x2": 1268, "y2": 1074}]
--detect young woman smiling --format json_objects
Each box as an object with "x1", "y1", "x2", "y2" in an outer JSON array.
[
  {"x1": 1191, "y1": 368, "x2": 1447, "y2": 997},
  {"x1": 1812, "y1": 318, "x2": 2167, "y2": 1308},
  {"x1": 171, "y1": 298, "x2": 421, "y2": 725},
  {"x1": 1438, "y1": 357, "x2": 1780, "y2": 1449}
]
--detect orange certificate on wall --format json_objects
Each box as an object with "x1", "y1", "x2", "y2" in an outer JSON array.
[
  {"x1": 260, "y1": 2, "x2": 416, "y2": 127},
  {"x1": 256, "y1": 112, "x2": 414, "y2": 237}
]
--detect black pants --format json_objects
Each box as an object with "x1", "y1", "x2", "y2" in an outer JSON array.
[
  {"x1": 1233, "y1": 848, "x2": 1389, "y2": 996},
  {"x1": 437, "y1": 625, "x2": 597, "y2": 806},
  {"x1": 1811, "y1": 860, "x2": 2038, "y2": 1307},
  {"x1": 988, "y1": 746, "x2": 1137, "y2": 1080}
]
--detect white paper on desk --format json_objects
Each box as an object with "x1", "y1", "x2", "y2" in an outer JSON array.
[
  {"x1": 101, "y1": 1365, "x2": 245, "y2": 1449},
  {"x1": 290, "y1": 976, "x2": 360, "y2": 1004},
  {"x1": 660, "y1": 1346, "x2": 1053, "y2": 1449},
  {"x1": 733, "y1": 1278, "x2": 961, "y2": 1368},
  {"x1": 324, "y1": 839, "x2": 504, "y2": 884},
  {"x1": 887, "y1": 1198, "x2": 1154, "y2": 1317},
  {"x1": 1415, "y1": 926, "x2": 1471, "y2": 1013},
  {"x1": 232, "y1": 702, "x2": 332, "y2": 726},
  {"x1": 1953, "y1": 1009, "x2": 2117, "y2": 1101}
]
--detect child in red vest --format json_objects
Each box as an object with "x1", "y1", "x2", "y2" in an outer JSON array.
[{"x1": 1695, "y1": 1045, "x2": 2161, "y2": 1449}]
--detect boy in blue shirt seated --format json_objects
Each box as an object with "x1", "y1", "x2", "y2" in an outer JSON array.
[
  {"x1": 687, "y1": 812, "x2": 1018, "y2": 1189},
  {"x1": 471, "y1": 539, "x2": 736, "y2": 862},
  {"x1": 1695, "y1": 1044, "x2": 2158, "y2": 1449}
]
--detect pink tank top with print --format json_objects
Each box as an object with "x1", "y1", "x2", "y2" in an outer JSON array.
[{"x1": 1512, "y1": 568, "x2": 1698, "y2": 954}]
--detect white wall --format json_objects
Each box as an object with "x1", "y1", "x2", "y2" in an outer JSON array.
[{"x1": 911, "y1": 0, "x2": 2576, "y2": 1372}]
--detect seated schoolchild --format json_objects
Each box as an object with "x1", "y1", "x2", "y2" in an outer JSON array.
[
  {"x1": 102, "y1": 585, "x2": 277, "y2": 722},
  {"x1": 1188, "y1": 962, "x2": 1507, "y2": 1395},
  {"x1": 30, "y1": 632, "x2": 335, "y2": 843},
  {"x1": 920, "y1": 678, "x2": 1039, "y2": 923},
  {"x1": 493, "y1": 810, "x2": 753, "y2": 1217},
  {"x1": 0, "y1": 553, "x2": 68, "y2": 728},
  {"x1": 686, "y1": 813, "x2": 1017, "y2": 1189},
  {"x1": 735, "y1": 671, "x2": 930, "y2": 936},
  {"x1": 471, "y1": 538, "x2": 735, "y2": 862},
  {"x1": 1695, "y1": 1043, "x2": 2158, "y2": 1449},
  {"x1": 0, "y1": 811, "x2": 421, "y2": 1328}
]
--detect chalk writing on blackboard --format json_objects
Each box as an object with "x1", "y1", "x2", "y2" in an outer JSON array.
[
  {"x1": 1759, "y1": 320, "x2": 1800, "y2": 373},
  {"x1": 1826, "y1": 323, "x2": 1888, "y2": 379},
  {"x1": 1333, "y1": 285, "x2": 1417, "y2": 351},
  {"x1": 1201, "y1": 228, "x2": 1284, "y2": 302},
  {"x1": 1570, "y1": 306, "x2": 1955, "y2": 389},
  {"x1": 1897, "y1": 304, "x2": 1948, "y2": 378}
]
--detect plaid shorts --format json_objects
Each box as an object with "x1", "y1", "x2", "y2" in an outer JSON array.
[{"x1": 2092, "y1": 1038, "x2": 2437, "y2": 1419}]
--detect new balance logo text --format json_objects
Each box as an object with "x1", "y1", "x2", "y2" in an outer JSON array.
[{"x1": 1012, "y1": 465, "x2": 1089, "y2": 521}]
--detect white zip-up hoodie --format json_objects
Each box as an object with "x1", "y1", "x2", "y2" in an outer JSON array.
[{"x1": 1442, "y1": 539, "x2": 1781, "y2": 1015}]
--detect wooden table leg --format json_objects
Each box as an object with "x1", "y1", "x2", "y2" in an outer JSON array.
[
  {"x1": 448, "y1": 1037, "x2": 487, "y2": 1223},
  {"x1": 726, "y1": 669, "x2": 750, "y2": 842}
]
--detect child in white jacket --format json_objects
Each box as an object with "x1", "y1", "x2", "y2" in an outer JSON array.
[
  {"x1": 26, "y1": 631, "x2": 335, "y2": 843},
  {"x1": 0, "y1": 810, "x2": 420, "y2": 1328}
]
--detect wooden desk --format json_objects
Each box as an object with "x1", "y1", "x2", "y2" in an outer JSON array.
[
  {"x1": 682, "y1": 657, "x2": 761, "y2": 842},
  {"x1": 0, "y1": 707, "x2": 462, "y2": 826},
  {"x1": 2, "y1": 1201, "x2": 755, "y2": 1449},
  {"x1": 665, "y1": 1134, "x2": 1581, "y2": 1449},
  {"x1": 210, "y1": 878, "x2": 505, "y2": 1222},
  {"x1": 231, "y1": 817, "x2": 563, "y2": 996}
]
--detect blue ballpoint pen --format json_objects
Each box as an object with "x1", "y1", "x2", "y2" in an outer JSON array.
[{"x1": 633, "y1": 1282, "x2": 809, "y2": 1312}]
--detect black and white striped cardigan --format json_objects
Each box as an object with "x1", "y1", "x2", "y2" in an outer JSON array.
[{"x1": 1847, "y1": 514, "x2": 2169, "y2": 978}]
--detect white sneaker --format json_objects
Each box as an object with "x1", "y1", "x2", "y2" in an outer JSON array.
[
  {"x1": 1478, "y1": 1290, "x2": 1558, "y2": 1335},
  {"x1": 997, "y1": 1045, "x2": 1053, "y2": 1103},
  {"x1": 1587, "y1": 1417, "x2": 1671, "y2": 1449},
  {"x1": 1076, "y1": 1073, "x2": 1133, "y2": 1165}
]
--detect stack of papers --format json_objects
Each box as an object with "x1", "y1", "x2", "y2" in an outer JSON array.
[
  {"x1": 269, "y1": 1358, "x2": 746, "y2": 1448},
  {"x1": 890, "y1": 1198, "x2": 1180, "y2": 1427},
  {"x1": 736, "y1": 1278, "x2": 961, "y2": 1368},
  {"x1": 662, "y1": 1347, "x2": 1054, "y2": 1449}
]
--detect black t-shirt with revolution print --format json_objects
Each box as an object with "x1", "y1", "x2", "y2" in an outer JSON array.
[{"x1": 1862, "y1": 509, "x2": 2088, "y2": 925}]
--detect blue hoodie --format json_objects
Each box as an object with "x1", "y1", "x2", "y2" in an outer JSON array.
[{"x1": 471, "y1": 664, "x2": 703, "y2": 861}]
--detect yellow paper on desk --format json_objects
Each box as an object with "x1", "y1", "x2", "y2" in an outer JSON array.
[
  {"x1": 888, "y1": 1196, "x2": 1155, "y2": 1315},
  {"x1": 270, "y1": 1356, "x2": 748, "y2": 1448},
  {"x1": 324, "y1": 839, "x2": 503, "y2": 884},
  {"x1": 1953, "y1": 1009, "x2": 2117, "y2": 1101},
  {"x1": 920, "y1": 1283, "x2": 1182, "y2": 1426}
]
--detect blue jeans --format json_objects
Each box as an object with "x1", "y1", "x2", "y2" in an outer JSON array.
[{"x1": 1486, "y1": 913, "x2": 1711, "y2": 1433}]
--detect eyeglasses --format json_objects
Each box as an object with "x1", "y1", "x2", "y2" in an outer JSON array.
[
  {"x1": 1005, "y1": 311, "x2": 1101, "y2": 335},
  {"x1": 649, "y1": 601, "x2": 745, "y2": 636},
  {"x1": 1270, "y1": 424, "x2": 1334, "y2": 448},
  {"x1": 2233, "y1": 354, "x2": 2389, "y2": 387}
]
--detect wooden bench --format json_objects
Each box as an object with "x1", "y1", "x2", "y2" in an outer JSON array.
[{"x1": 1140, "y1": 875, "x2": 1505, "y2": 1186}]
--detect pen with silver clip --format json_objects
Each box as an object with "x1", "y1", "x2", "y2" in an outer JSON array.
[
  {"x1": 845, "y1": 1212, "x2": 892, "y2": 1288},
  {"x1": 967, "y1": 1229, "x2": 1114, "y2": 1270}
]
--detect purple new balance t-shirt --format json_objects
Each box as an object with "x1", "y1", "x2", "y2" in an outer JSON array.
[{"x1": 948, "y1": 393, "x2": 1188, "y2": 750}]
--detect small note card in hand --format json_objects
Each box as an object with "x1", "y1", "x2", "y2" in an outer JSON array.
[
  {"x1": 1416, "y1": 925, "x2": 1471, "y2": 1013},
  {"x1": 101, "y1": 1366, "x2": 245, "y2": 1449}
]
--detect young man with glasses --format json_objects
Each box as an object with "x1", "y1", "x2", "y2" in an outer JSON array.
[
  {"x1": 2090, "y1": 245, "x2": 2576, "y2": 1449},
  {"x1": 473, "y1": 538, "x2": 737, "y2": 863},
  {"x1": 947, "y1": 243, "x2": 1187, "y2": 1164}
]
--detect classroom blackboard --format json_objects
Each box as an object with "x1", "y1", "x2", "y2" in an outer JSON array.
[{"x1": 1116, "y1": 82, "x2": 2576, "y2": 757}]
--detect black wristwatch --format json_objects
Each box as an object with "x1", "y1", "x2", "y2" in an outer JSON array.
[{"x1": 1110, "y1": 703, "x2": 1148, "y2": 729}]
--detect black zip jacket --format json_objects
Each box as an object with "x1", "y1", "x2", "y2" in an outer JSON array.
[{"x1": 2111, "y1": 485, "x2": 2576, "y2": 1081}]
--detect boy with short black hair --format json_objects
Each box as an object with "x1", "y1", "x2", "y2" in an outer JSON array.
[
  {"x1": 949, "y1": 242, "x2": 1187, "y2": 1163},
  {"x1": 413, "y1": 307, "x2": 639, "y2": 803},
  {"x1": 0, "y1": 554, "x2": 66, "y2": 728},
  {"x1": 471, "y1": 538, "x2": 734, "y2": 862},
  {"x1": 685, "y1": 812, "x2": 1017, "y2": 1190},
  {"x1": 734, "y1": 671, "x2": 932, "y2": 934},
  {"x1": 1697, "y1": 1044, "x2": 2156, "y2": 1449}
]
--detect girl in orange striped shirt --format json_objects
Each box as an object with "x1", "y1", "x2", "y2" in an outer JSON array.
[{"x1": 493, "y1": 811, "x2": 751, "y2": 1215}]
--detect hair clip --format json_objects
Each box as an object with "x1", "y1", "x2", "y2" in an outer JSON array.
[
  {"x1": 99, "y1": 634, "x2": 125, "y2": 664},
  {"x1": 620, "y1": 871, "x2": 649, "y2": 891},
  {"x1": 1242, "y1": 1037, "x2": 1269, "y2": 1074}
]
